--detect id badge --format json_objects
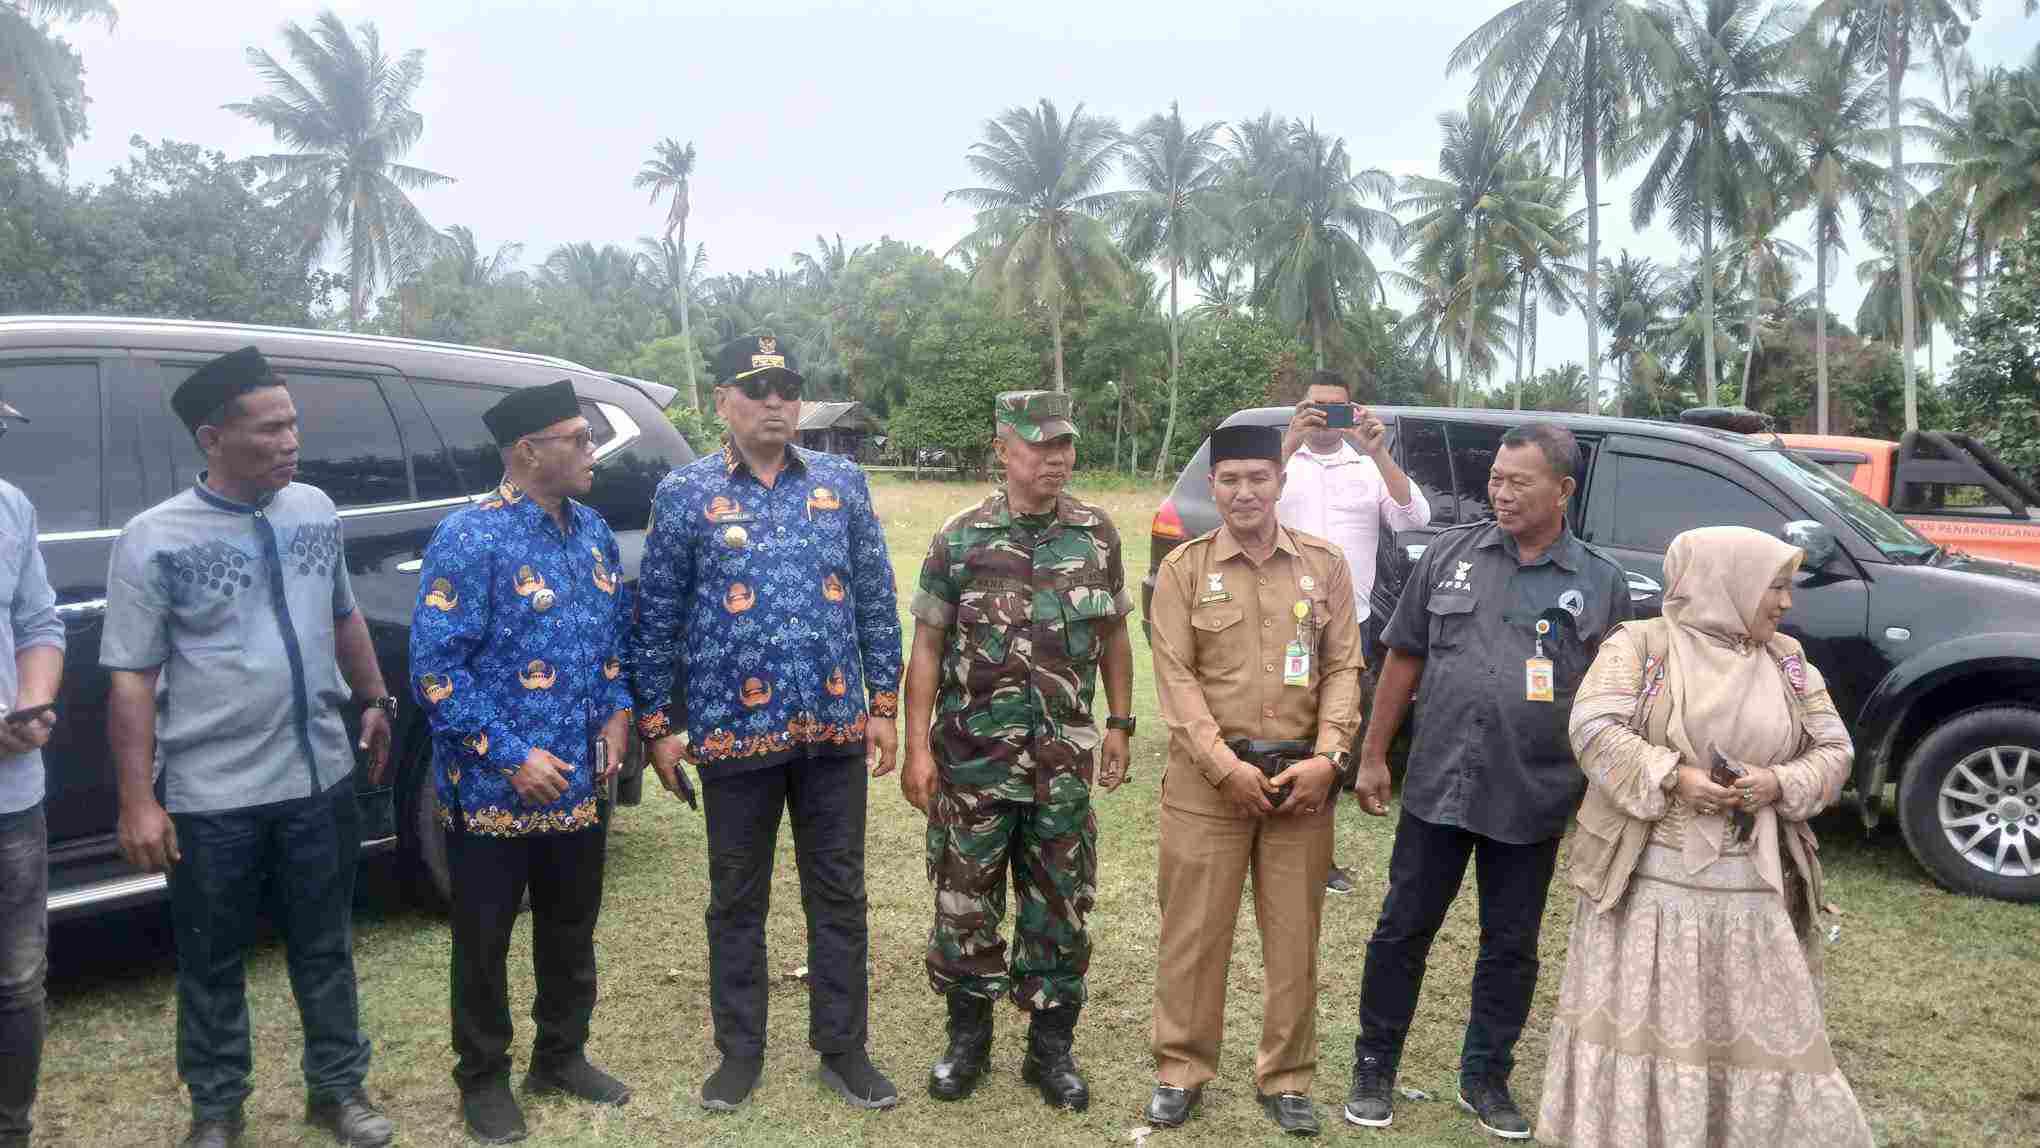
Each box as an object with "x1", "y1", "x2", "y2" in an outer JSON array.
[
  {"x1": 1284, "y1": 639, "x2": 1311, "y2": 686},
  {"x1": 1525, "y1": 657, "x2": 1555, "y2": 702}
]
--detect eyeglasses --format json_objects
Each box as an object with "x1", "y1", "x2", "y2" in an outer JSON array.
[
  {"x1": 727, "y1": 376, "x2": 804, "y2": 402},
  {"x1": 525, "y1": 429, "x2": 595, "y2": 450}
]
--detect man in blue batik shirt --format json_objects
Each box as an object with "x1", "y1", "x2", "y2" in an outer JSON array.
[
  {"x1": 409, "y1": 380, "x2": 635, "y2": 1145},
  {"x1": 632, "y1": 334, "x2": 905, "y2": 1114}
]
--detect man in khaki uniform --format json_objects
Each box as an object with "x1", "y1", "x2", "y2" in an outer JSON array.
[{"x1": 1145, "y1": 423, "x2": 1364, "y2": 1136}]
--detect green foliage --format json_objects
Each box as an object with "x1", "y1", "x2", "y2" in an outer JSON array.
[
  {"x1": 0, "y1": 0, "x2": 115, "y2": 162},
  {"x1": 1160, "y1": 316, "x2": 1296, "y2": 474},
  {"x1": 664, "y1": 403, "x2": 727, "y2": 456},
  {"x1": 1485, "y1": 363, "x2": 1591, "y2": 412},
  {"x1": 886, "y1": 306, "x2": 1038, "y2": 473},
  {"x1": 1949, "y1": 218, "x2": 2040, "y2": 480},
  {"x1": 0, "y1": 137, "x2": 345, "y2": 321}
]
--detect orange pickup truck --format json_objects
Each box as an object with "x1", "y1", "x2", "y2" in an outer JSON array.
[{"x1": 1774, "y1": 431, "x2": 2040, "y2": 568}]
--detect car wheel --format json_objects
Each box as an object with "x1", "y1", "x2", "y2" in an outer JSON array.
[{"x1": 1897, "y1": 706, "x2": 2040, "y2": 904}]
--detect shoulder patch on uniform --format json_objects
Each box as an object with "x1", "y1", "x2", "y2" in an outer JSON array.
[{"x1": 1158, "y1": 531, "x2": 1219, "y2": 569}]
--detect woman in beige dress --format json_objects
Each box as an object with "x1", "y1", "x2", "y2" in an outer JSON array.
[{"x1": 1535, "y1": 525, "x2": 1874, "y2": 1147}]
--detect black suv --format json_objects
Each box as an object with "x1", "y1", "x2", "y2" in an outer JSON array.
[
  {"x1": 1146, "y1": 405, "x2": 2040, "y2": 903},
  {"x1": 0, "y1": 316, "x2": 694, "y2": 918}
]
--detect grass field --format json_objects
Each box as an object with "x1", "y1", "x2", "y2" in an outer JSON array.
[{"x1": 38, "y1": 474, "x2": 2040, "y2": 1147}]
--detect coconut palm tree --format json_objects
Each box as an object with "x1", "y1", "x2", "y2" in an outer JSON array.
[
  {"x1": 1856, "y1": 192, "x2": 1964, "y2": 380},
  {"x1": 1119, "y1": 102, "x2": 1226, "y2": 479},
  {"x1": 1814, "y1": 0, "x2": 1980, "y2": 429},
  {"x1": 1599, "y1": 249, "x2": 1673, "y2": 416},
  {"x1": 1247, "y1": 121, "x2": 1398, "y2": 370},
  {"x1": 437, "y1": 225, "x2": 522, "y2": 288},
  {"x1": 634, "y1": 138, "x2": 700, "y2": 406},
  {"x1": 1910, "y1": 52, "x2": 2040, "y2": 306},
  {"x1": 1449, "y1": 0, "x2": 1663, "y2": 426},
  {"x1": 1720, "y1": 169, "x2": 1809, "y2": 405},
  {"x1": 1398, "y1": 101, "x2": 1564, "y2": 405},
  {"x1": 947, "y1": 98, "x2": 1128, "y2": 391},
  {"x1": 541, "y1": 242, "x2": 641, "y2": 300},
  {"x1": 0, "y1": 0, "x2": 115, "y2": 162},
  {"x1": 1756, "y1": 37, "x2": 1884, "y2": 431},
  {"x1": 1620, "y1": 0, "x2": 1797, "y2": 406},
  {"x1": 1499, "y1": 146, "x2": 1585, "y2": 409},
  {"x1": 227, "y1": 11, "x2": 453, "y2": 327}
]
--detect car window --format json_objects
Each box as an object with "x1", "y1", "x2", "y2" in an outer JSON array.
[
  {"x1": 1746, "y1": 449, "x2": 1936, "y2": 561},
  {"x1": 1399, "y1": 420, "x2": 1454, "y2": 525},
  {"x1": 0, "y1": 361, "x2": 102, "y2": 532},
  {"x1": 1818, "y1": 460, "x2": 1860, "y2": 484},
  {"x1": 413, "y1": 379, "x2": 617, "y2": 499},
  {"x1": 157, "y1": 365, "x2": 411, "y2": 509},
  {"x1": 1607, "y1": 454, "x2": 1787, "y2": 552},
  {"x1": 1445, "y1": 422, "x2": 1507, "y2": 523},
  {"x1": 1899, "y1": 482, "x2": 2004, "y2": 514}
]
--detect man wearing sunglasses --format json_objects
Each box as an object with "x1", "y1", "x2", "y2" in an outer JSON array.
[
  {"x1": 407, "y1": 380, "x2": 636, "y2": 1143},
  {"x1": 633, "y1": 335, "x2": 905, "y2": 1114}
]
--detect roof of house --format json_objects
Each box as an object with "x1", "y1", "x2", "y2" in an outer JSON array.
[{"x1": 799, "y1": 401, "x2": 882, "y2": 432}]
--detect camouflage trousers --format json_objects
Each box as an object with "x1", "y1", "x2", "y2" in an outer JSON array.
[{"x1": 925, "y1": 784, "x2": 1096, "y2": 1010}]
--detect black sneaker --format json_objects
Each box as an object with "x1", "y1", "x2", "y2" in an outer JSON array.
[
  {"x1": 819, "y1": 1048, "x2": 901, "y2": 1110},
  {"x1": 1457, "y1": 1076, "x2": 1531, "y2": 1140},
  {"x1": 459, "y1": 1079, "x2": 528, "y2": 1145},
  {"x1": 1343, "y1": 1055, "x2": 1393, "y2": 1128},
  {"x1": 1326, "y1": 866, "x2": 1357, "y2": 895},
  {"x1": 525, "y1": 1057, "x2": 632, "y2": 1106},
  {"x1": 179, "y1": 1115, "x2": 245, "y2": 1148},
  {"x1": 701, "y1": 1055, "x2": 764, "y2": 1111}
]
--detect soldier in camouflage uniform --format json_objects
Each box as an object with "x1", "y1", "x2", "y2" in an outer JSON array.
[{"x1": 899, "y1": 390, "x2": 1137, "y2": 1112}]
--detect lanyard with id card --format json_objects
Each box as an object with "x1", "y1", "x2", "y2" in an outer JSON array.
[
  {"x1": 1525, "y1": 617, "x2": 1555, "y2": 702},
  {"x1": 1283, "y1": 599, "x2": 1312, "y2": 686}
]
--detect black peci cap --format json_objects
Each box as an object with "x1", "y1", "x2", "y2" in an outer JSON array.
[
  {"x1": 171, "y1": 346, "x2": 284, "y2": 433},
  {"x1": 483, "y1": 379, "x2": 581, "y2": 446},
  {"x1": 715, "y1": 334, "x2": 802, "y2": 386},
  {"x1": 1209, "y1": 423, "x2": 1283, "y2": 467}
]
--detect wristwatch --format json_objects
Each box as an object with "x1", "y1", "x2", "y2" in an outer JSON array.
[
  {"x1": 359, "y1": 695, "x2": 399, "y2": 716},
  {"x1": 1321, "y1": 749, "x2": 1352, "y2": 784},
  {"x1": 1105, "y1": 715, "x2": 1136, "y2": 735}
]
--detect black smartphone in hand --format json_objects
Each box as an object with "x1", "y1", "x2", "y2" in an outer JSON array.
[{"x1": 5, "y1": 702, "x2": 55, "y2": 726}]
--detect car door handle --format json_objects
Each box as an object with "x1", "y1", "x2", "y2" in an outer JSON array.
[
  {"x1": 396, "y1": 559, "x2": 423, "y2": 574},
  {"x1": 1625, "y1": 572, "x2": 1663, "y2": 602},
  {"x1": 55, "y1": 598, "x2": 107, "y2": 620}
]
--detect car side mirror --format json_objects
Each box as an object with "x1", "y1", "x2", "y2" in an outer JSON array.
[{"x1": 1782, "y1": 520, "x2": 1838, "y2": 573}]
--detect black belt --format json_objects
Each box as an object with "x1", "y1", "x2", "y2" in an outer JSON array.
[{"x1": 1226, "y1": 738, "x2": 1315, "y2": 805}]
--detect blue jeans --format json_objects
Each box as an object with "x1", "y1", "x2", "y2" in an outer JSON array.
[
  {"x1": 168, "y1": 777, "x2": 371, "y2": 1119},
  {"x1": 0, "y1": 804, "x2": 47, "y2": 1145}
]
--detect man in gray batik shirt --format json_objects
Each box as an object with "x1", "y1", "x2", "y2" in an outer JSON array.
[
  {"x1": 0, "y1": 397, "x2": 68, "y2": 1148},
  {"x1": 102, "y1": 347, "x2": 398, "y2": 1148}
]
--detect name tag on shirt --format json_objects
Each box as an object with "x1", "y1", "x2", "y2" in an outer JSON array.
[
  {"x1": 1284, "y1": 640, "x2": 1311, "y2": 686},
  {"x1": 1525, "y1": 656, "x2": 1555, "y2": 703}
]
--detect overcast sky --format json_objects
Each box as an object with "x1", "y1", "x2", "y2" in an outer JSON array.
[{"x1": 53, "y1": 1, "x2": 2040, "y2": 402}]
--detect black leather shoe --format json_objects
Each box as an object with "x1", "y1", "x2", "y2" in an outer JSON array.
[
  {"x1": 460, "y1": 1079, "x2": 528, "y2": 1145},
  {"x1": 1458, "y1": 1075, "x2": 1531, "y2": 1140},
  {"x1": 1344, "y1": 1055, "x2": 1394, "y2": 1128},
  {"x1": 928, "y1": 992, "x2": 994, "y2": 1101},
  {"x1": 1144, "y1": 1083, "x2": 1201, "y2": 1127},
  {"x1": 525, "y1": 1057, "x2": 632, "y2": 1106},
  {"x1": 1019, "y1": 1006, "x2": 1089, "y2": 1111},
  {"x1": 307, "y1": 1088, "x2": 395, "y2": 1147},
  {"x1": 179, "y1": 1115, "x2": 245, "y2": 1148},
  {"x1": 1259, "y1": 1091, "x2": 1322, "y2": 1136}
]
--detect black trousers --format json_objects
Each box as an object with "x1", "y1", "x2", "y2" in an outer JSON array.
[
  {"x1": 701, "y1": 754, "x2": 868, "y2": 1060},
  {"x1": 446, "y1": 822, "x2": 607, "y2": 1089},
  {"x1": 0, "y1": 804, "x2": 47, "y2": 1145},
  {"x1": 169, "y1": 777, "x2": 370, "y2": 1119},
  {"x1": 1354, "y1": 810, "x2": 1562, "y2": 1083}
]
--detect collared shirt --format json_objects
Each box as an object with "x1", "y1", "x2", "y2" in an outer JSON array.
[
  {"x1": 101, "y1": 480, "x2": 357, "y2": 814},
  {"x1": 909, "y1": 490, "x2": 1135, "y2": 805},
  {"x1": 1381, "y1": 520, "x2": 1633, "y2": 843},
  {"x1": 0, "y1": 480, "x2": 66, "y2": 815},
  {"x1": 409, "y1": 481, "x2": 633, "y2": 837},
  {"x1": 1149, "y1": 524, "x2": 1364, "y2": 817},
  {"x1": 632, "y1": 439, "x2": 902, "y2": 776},
  {"x1": 1277, "y1": 441, "x2": 1432, "y2": 622}
]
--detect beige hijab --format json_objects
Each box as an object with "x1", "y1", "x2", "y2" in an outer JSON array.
[{"x1": 1659, "y1": 526, "x2": 1805, "y2": 891}]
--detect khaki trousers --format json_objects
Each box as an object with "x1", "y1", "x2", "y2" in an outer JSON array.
[{"x1": 1151, "y1": 770, "x2": 1335, "y2": 1094}]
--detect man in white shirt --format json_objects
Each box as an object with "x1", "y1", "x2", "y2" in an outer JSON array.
[{"x1": 1275, "y1": 369, "x2": 1431, "y2": 894}]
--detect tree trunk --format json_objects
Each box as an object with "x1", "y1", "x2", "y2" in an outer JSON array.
[
  {"x1": 1701, "y1": 212, "x2": 1718, "y2": 406},
  {"x1": 1155, "y1": 263, "x2": 1181, "y2": 479},
  {"x1": 1458, "y1": 291, "x2": 1477, "y2": 408},
  {"x1": 1050, "y1": 295, "x2": 1067, "y2": 392},
  {"x1": 1312, "y1": 303, "x2": 1326, "y2": 371},
  {"x1": 1114, "y1": 370, "x2": 1127, "y2": 472},
  {"x1": 1739, "y1": 253, "x2": 1761, "y2": 406},
  {"x1": 1583, "y1": 25, "x2": 1603, "y2": 417},
  {"x1": 676, "y1": 225, "x2": 699, "y2": 412},
  {"x1": 1529, "y1": 299, "x2": 1539, "y2": 388},
  {"x1": 1514, "y1": 274, "x2": 1528, "y2": 411},
  {"x1": 1443, "y1": 333, "x2": 1454, "y2": 400},
  {"x1": 1888, "y1": 20, "x2": 1920, "y2": 431},
  {"x1": 1816, "y1": 233, "x2": 1830, "y2": 434}
]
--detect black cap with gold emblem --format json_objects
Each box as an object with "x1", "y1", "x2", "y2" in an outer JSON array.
[{"x1": 715, "y1": 334, "x2": 802, "y2": 387}]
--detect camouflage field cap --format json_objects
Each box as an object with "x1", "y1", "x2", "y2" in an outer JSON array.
[{"x1": 995, "y1": 390, "x2": 1079, "y2": 443}]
